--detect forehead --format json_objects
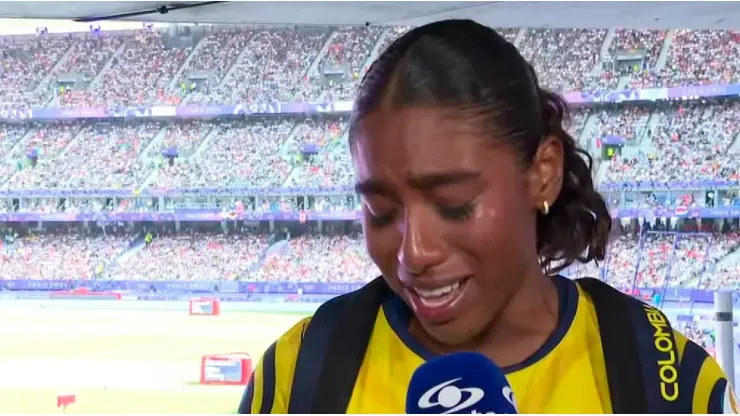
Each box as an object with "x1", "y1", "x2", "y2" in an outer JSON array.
[{"x1": 351, "y1": 106, "x2": 508, "y2": 181}]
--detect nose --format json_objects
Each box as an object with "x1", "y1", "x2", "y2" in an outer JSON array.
[{"x1": 397, "y1": 206, "x2": 446, "y2": 275}]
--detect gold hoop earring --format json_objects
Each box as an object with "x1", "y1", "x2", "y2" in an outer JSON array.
[{"x1": 542, "y1": 201, "x2": 550, "y2": 215}]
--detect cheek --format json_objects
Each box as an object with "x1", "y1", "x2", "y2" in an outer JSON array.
[
  {"x1": 454, "y1": 193, "x2": 532, "y2": 271},
  {"x1": 362, "y1": 220, "x2": 400, "y2": 278}
]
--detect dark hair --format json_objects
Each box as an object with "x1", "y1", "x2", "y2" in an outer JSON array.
[{"x1": 350, "y1": 19, "x2": 611, "y2": 274}]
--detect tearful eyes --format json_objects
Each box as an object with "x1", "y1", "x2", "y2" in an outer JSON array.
[{"x1": 367, "y1": 203, "x2": 476, "y2": 229}]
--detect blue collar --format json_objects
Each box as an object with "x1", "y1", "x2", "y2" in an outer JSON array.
[{"x1": 381, "y1": 274, "x2": 579, "y2": 373}]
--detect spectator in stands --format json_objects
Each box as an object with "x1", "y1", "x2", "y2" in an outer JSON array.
[{"x1": 0, "y1": 24, "x2": 740, "y2": 292}]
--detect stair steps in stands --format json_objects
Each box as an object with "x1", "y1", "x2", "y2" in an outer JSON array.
[
  {"x1": 655, "y1": 30, "x2": 675, "y2": 71},
  {"x1": 593, "y1": 28, "x2": 616, "y2": 76},
  {"x1": 512, "y1": 28, "x2": 526, "y2": 48},
  {"x1": 89, "y1": 40, "x2": 128, "y2": 90},
  {"x1": 306, "y1": 30, "x2": 339, "y2": 80},
  {"x1": 167, "y1": 35, "x2": 208, "y2": 93},
  {"x1": 33, "y1": 42, "x2": 76, "y2": 94}
]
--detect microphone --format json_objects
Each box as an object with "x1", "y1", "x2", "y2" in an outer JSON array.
[{"x1": 406, "y1": 352, "x2": 518, "y2": 414}]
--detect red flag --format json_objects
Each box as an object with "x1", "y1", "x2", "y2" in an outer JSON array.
[{"x1": 57, "y1": 393, "x2": 76, "y2": 409}]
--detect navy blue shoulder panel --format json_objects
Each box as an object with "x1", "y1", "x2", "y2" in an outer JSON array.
[
  {"x1": 237, "y1": 372, "x2": 255, "y2": 414},
  {"x1": 577, "y1": 277, "x2": 690, "y2": 413},
  {"x1": 287, "y1": 290, "x2": 355, "y2": 413},
  {"x1": 259, "y1": 342, "x2": 278, "y2": 414}
]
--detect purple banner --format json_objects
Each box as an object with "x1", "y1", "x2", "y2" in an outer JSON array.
[
  {"x1": 0, "y1": 186, "x2": 354, "y2": 198},
  {"x1": 622, "y1": 286, "x2": 715, "y2": 304},
  {"x1": 600, "y1": 180, "x2": 739, "y2": 191},
  {"x1": 666, "y1": 83, "x2": 740, "y2": 100},
  {"x1": 0, "y1": 279, "x2": 366, "y2": 295},
  {"x1": 0, "y1": 279, "x2": 720, "y2": 303},
  {"x1": 32, "y1": 107, "x2": 111, "y2": 120},
  {"x1": 3, "y1": 205, "x2": 740, "y2": 223},
  {"x1": 0, "y1": 180, "x2": 736, "y2": 199},
  {"x1": 600, "y1": 135, "x2": 625, "y2": 146},
  {"x1": 610, "y1": 206, "x2": 740, "y2": 219},
  {"x1": 174, "y1": 101, "x2": 347, "y2": 117},
  {"x1": 300, "y1": 143, "x2": 321, "y2": 154},
  {"x1": 18, "y1": 106, "x2": 152, "y2": 120},
  {"x1": 0, "y1": 108, "x2": 32, "y2": 120},
  {"x1": 557, "y1": 83, "x2": 739, "y2": 105},
  {"x1": 0, "y1": 83, "x2": 738, "y2": 122},
  {"x1": 0, "y1": 210, "x2": 360, "y2": 222},
  {"x1": 0, "y1": 101, "x2": 354, "y2": 122},
  {"x1": 0, "y1": 292, "x2": 333, "y2": 303}
]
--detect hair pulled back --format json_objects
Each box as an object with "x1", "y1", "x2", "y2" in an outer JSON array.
[{"x1": 350, "y1": 19, "x2": 611, "y2": 274}]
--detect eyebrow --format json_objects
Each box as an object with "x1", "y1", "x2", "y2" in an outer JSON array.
[{"x1": 354, "y1": 170, "x2": 481, "y2": 195}]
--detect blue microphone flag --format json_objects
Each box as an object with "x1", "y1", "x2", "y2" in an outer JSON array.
[{"x1": 405, "y1": 352, "x2": 518, "y2": 414}]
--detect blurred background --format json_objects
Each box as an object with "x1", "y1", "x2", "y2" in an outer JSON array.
[{"x1": 0, "y1": 1, "x2": 739, "y2": 413}]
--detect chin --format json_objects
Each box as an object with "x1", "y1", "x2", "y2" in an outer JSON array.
[{"x1": 421, "y1": 319, "x2": 482, "y2": 350}]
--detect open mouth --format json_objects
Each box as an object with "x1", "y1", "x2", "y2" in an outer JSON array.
[{"x1": 405, "y1": 276, "x2": 471, "y2": 323}]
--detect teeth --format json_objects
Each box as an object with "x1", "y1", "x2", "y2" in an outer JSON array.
[{"x1": 414, "y1": 282, "x2": 460, "y2": 299}]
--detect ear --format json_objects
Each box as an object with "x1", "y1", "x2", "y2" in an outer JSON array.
[{"x1": 527, "y1": 135, "x2": 564, "y2": 213}]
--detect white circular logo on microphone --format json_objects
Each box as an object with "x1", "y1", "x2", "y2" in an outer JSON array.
[
  {"x1": 438, "y1": 385, "x2": 463, "y2": 408},
  {"x1": 418, "y1": 377, "x2": 485, "y2": 414}
]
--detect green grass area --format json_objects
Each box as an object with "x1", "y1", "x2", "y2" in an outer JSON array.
[
  {"x1": 1, "y1": 387, "x2": 241, "y2": 414},
  {"x1": 0, "y1": 306, "x2": 308, "y2": 414}
]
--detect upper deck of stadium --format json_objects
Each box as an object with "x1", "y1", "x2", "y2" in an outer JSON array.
[
  {"x1": 0, "y1": 24, "x2": 739, "y2": 192},
  {"x1": 2, "y1": 2, "x2": 740, "y2": 30},
  {"x1": 0, "y1": 4, "x2": 738, "y2": 292}
]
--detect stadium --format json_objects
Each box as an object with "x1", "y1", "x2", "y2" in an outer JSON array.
[{"x1": 1, "y1": 1, "x2": 740, "y2": 413}]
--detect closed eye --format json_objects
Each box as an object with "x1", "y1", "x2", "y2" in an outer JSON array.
[
  {"x1": 368, "y1": 210, "x2": 396, "y2": 228},
  {"x1": 437, "y1": 203, "x2": 474, "y2": 221}
]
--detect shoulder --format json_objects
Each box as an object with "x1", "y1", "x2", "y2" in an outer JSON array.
[
  {"x1": 273, "y1": 315, "x2": 313, "y2": 386},
  {"x1": 240, "y1": 280, "x2": 390, "y2": 413},
  {"x1": 574, "y1": 278, "x2": 735, "y2": 413},
  {"x1": 674, "y1": 332, "x2": 738, "y2": 414},
  {"x1": 239, "y1": 316, "x2": 311, "y2": 414},
  {"x1": 277, "y1": 315, "x2": 312, "y2": 355}
]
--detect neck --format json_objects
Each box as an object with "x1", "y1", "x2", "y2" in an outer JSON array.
[
  {"x1": 474, "y1": 269, "x2": 560, "y2": 367},
  {"x1": 410, "y1": 266, "x2": 560, "y2": 368}
]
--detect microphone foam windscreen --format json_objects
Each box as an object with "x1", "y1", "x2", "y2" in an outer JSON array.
[{"x1": 405, "y1": 352, "x2": 518, "y2": 414}]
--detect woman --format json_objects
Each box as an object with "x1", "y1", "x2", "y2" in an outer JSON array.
[{"x1": 240, "y1": 20, "x2": 736, "y2": 414}]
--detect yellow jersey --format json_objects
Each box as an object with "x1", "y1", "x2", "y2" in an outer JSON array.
[{"x1": 243, "y1": 276, "x2": 738, "y2": 413}]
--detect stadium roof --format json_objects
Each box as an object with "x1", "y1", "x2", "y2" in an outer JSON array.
[{"x1": 1, "y1": 1, "x2": 740, "y2": 30}]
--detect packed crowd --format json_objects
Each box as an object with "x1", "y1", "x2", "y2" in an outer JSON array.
[
  {"x1": 195, "y1": 30, "x2": 331, "y2": 105},
  {"x1": 104, "y1": 232, "x2": 269, "y2": 281},
  {"x1": 588, "y1": 105, "x2": 651, "y2": 144},
  {"x1": 0, "y1": 25, "x2": 739, "y2": 289},
  {"x1": 55, "y1": 34, "x2": 126, "y2": 107},
  {"x1": 0, "y1": 35, "x2": 70, "y2": 109},
  {"x1": 604, "y1": 101, "x2": 740, "y2": 183},
  {"x1": 629, "y1": 29, "x2": 740, "y2": 89},
  {"x1": 0, "y1": 26, "x2": 738, "y2": 189},
  {"x1": 1, "y1": 27, "x2": 739, "y2": 109},
  {"x1": 253, "y1": 234, "x2": 378, "y2": 282},
  {"x1": 518, "y1": 28, "x2": 607, "y2": 92},
  {"x1": 711, "y1": 264, "x2": 740, "y2": 290},
  {"x1": 0, "y1": 233, "x2": 130, "y2": 280},
  {"x1": 58, "y1": 31, "x2": 189, "y2": 108},
  {"x1": 177, "y1": 29, "x2": 253, "y2": 98},
  {"x1": 153, "y1": 121, "x2": 211, "y2": 158},
  {"x1": 2, "y1": 99, "x2": 740, "y2": 190},
  {"x1": 0, "y1": 228, "x2": 737, "y2": 288},
  {"x1": 4, "y1": 122, "x2": 161, "y2": 190},
  {"x1": 148, "y1": 119, "x2": 295, "y2": 189},
  {"x1": 603, "y1": 29, "x2": 667, "y2": 89},
  {"x1": 317, "y1": 26, "x2": 386, "y2": 101},
  {"x1": 558, "y1": 230, "x2": 740, "y2": 289}
]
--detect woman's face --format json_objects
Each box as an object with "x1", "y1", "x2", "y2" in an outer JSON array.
[{"x1": 351, "y1": 106, "x2": 549, "y2": 346}]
